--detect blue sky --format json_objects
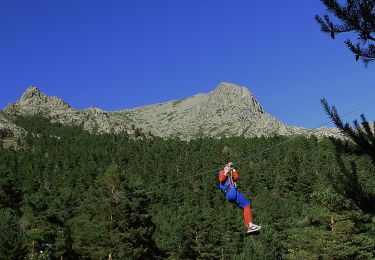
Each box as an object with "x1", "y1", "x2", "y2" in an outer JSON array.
[{"x1": 0, "y1": 0, "x2": 373, "y2": 128}]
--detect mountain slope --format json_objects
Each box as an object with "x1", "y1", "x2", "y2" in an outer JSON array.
[
  {"x1": 118, "y1": 82, "x2": 297, "y2": 138},
  {"x1": 1, "y1": 82, "x2": 341, "y2": 142}
]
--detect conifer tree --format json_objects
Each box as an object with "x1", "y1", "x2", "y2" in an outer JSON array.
[
  {"x1": 69, "y1": 163, "x2": 162, "y2": 259},
  {"x1": 321, "y1": 98, "x2": 375, "y2": 163},
  {"x1": 0, "y1": 209, "x2": 24, "y2": 259},
  {"x1": 315, "y1": 0, "x2": 375, "y2": 66}
]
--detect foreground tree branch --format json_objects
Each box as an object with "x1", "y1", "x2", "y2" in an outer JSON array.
[
  {"x1": 321, "y1": 98, "x2": 375, "y2": 162},
  {"x1": 316, "y1": 0, "x2": 375, "y2": 66}
]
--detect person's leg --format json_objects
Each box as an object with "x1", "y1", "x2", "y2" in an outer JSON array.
[
  {"x1": 236, "y1": 191, "x2": 261, "y2": 232},
  {"x1": 235, "y1": 191, "x2": 251, "y2": 227},
  {"x1": 243, "y1": 205, "x2": 253, "y2": 227}
]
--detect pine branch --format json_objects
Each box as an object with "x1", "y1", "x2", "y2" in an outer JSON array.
[
  {"x1": 317, "y1": 0, "x2": 375, "y2": 65},
  {"x1": 360, "y1": 114, "x2": 375, "y2": 143},
  {"x1": 321, "y1": 98, "x2": 375, "y2": 161}
]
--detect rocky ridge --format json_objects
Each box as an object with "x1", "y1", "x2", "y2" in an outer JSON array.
[
  {"x1": 118, "y1": 82, "x2": 341, "y2": 139},
  {"x1": 5, "y1": 86, "x2": 127, "y2": 135},
  {"x1": 0, "y1": 83, "x2": 342, "y2": 146}
]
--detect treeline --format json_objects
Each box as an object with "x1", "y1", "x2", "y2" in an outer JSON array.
[{"x1": 0, "y1": 116, "x2": 374, "y2": 259}]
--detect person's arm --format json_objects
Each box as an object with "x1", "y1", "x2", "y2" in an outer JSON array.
[
  {"x1": 219, "y1": 165, "x2": 231, "y2": 182},
  {"x1": 233, "y1": 168, "x2": 239, "y2": 181},
  {"x1": 218, "y1": 170, "x2": 227, "y2": 182}
]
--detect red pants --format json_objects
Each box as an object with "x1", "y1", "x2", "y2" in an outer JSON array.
[{"x1": 243, "y1": 205, "x2": 252, "y2": 227}]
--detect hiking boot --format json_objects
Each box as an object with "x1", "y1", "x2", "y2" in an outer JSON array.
[{"x1": 247, "y1": 223, "x2": 261, "y2": 233}]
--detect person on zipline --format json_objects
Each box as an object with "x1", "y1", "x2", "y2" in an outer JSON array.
[{"x1": 218, "y1": 162, "x2": 261, "y2": 233}]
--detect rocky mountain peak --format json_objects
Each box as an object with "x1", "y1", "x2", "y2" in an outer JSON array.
[
  {"x1": 20, "y1": 86, "x2": 42, "y2": 101},
  {"x1": 6, "y1": 86, "x2": 70, "y2": 112},
  {"x1": 210, "y1": 82, "x2": 264, "y2": 114},
  {"x1": 214, "y1": 82, "x2": 248, "y2": 95}
]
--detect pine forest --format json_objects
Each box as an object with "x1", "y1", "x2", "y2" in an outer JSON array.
[{"x1": 1, "y1": 116, "x2": 375, "y2": 259}]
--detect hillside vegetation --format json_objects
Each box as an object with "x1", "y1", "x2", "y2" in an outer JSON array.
[{"x1": 1, "y1": 116, "x2": 374, "y2": 259}]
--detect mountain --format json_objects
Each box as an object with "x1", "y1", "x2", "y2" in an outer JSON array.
[
  {"x1": 117, "y1": 82, "x2": 334, "y2": 139},
  {"x1": 4, "y1": 86, "x2": 129, "y2": 134},
  {"x1": 0, "y1": 82, "x2": 341, "y2": 145}
]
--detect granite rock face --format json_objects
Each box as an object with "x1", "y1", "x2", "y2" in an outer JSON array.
[
  {"x1": 118, "y1": 82, "x2": 341, "y2": 139},
  {"x1": 5, "y1": 87, "x2": 124, "y2": 135},
  {"x1": 1, "y1": 82, "x2": 343, "y2": 145},
  {"x1": 0, "y1": 111, "x2": 26, "y2": 147}
]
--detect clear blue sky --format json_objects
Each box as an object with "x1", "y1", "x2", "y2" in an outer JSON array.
[{"x1": 0, "y1": 0, "x2": 373, "y2": 128}]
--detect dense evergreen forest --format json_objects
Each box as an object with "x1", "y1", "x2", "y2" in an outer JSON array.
[{"x1": 1, "y1": 116, "x2": 374, "y2": 259}]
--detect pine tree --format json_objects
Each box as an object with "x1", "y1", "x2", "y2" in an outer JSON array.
[
  {"x1": 0, "y1": 209, "x2": 24, "y2": 259},
  {"x1": 321, "y1": 98, "x2": 375, "y2": 163},
  {"x1": 69, "y1": 163, "x2": 162, "y2": 259},
  {"x1": 315, "y1": 0, "x2": 375, "y2": 66}
]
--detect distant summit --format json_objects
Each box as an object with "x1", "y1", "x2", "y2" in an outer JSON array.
[
  {"x1": 210, "y1": 82, "x2": 264, "y2": 114},
  {"x1": 0, "y1": 82, "x2": 342, "y2": 145},
  {"x1": 20, "y1": 86, "x2": 41, "y2": 101},
  {"x1": 7, "y1": 86, "x2": 70, "y2": 114}
]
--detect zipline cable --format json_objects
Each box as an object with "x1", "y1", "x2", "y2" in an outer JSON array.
[
  {"x1": 2, "y1": 99, "x2": 375, "y2": 229},
  {"x1": 236, "y1": 99, "x2": 375, "y2": 165},
  {"x1": 126, "y1": 99, "x2": 375, "y2": 195}
]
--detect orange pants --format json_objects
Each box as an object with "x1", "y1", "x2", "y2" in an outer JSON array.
[{"x1": 243, "y1": 205, "x2": 252, "y2": 227}]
